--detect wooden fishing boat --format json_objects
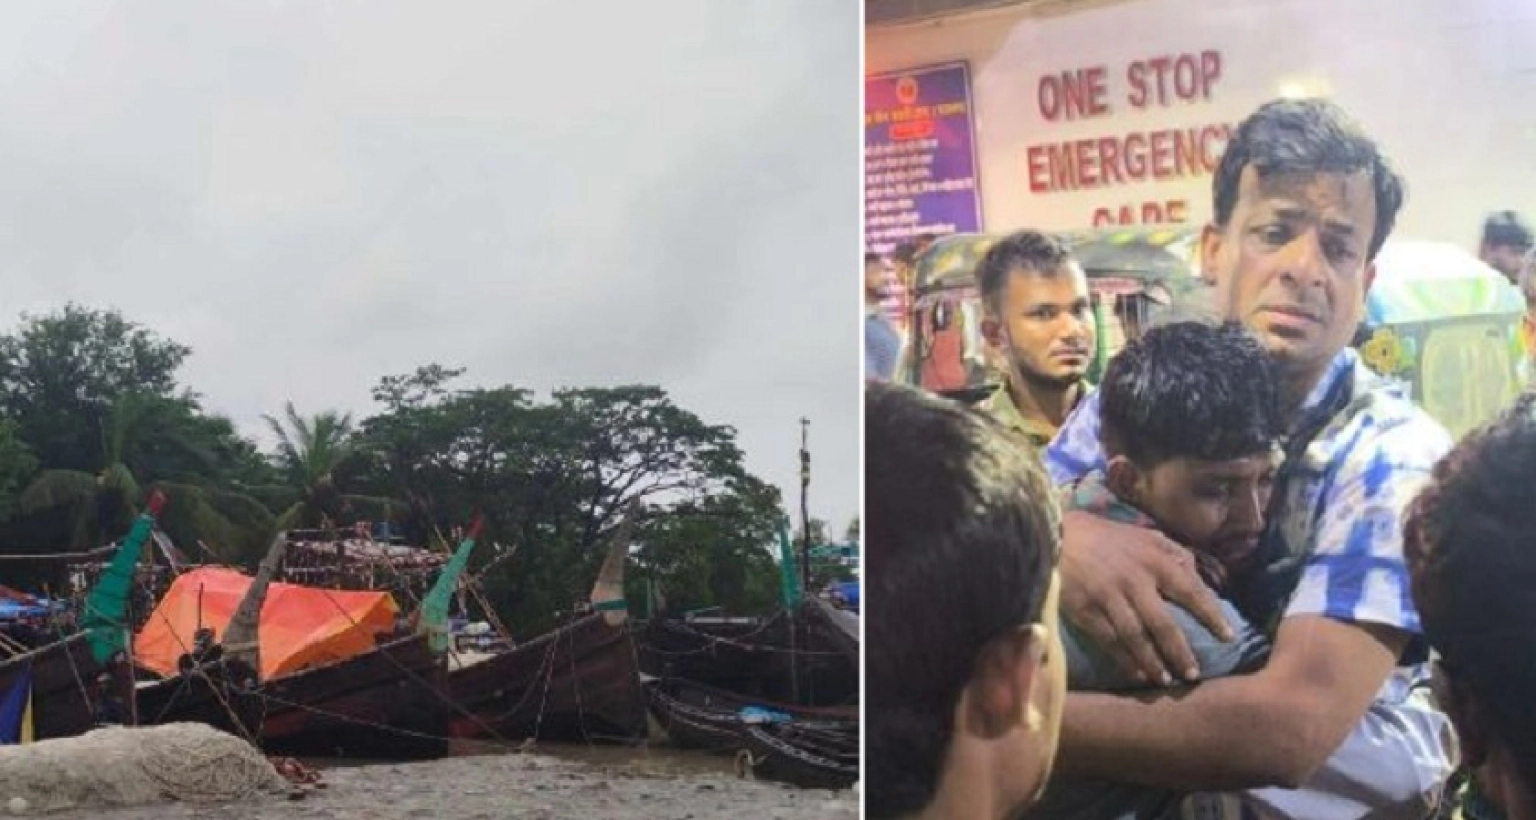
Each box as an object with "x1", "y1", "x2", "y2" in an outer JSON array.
[
  {"x1": 0, "y1": 631, "x2": 105, "y2": 740},
  {"x1": 444, "y1": 504, "x2": 648, "y2": 744},
  {"x1": 638, "y1": 612, "x2": 791, "y2": 698},
  {"x1": 741, "y1": 719, "x2": 859, "y2": 791},
  {"x1": 644, "y1": 676, "x2": 856, "y2": 752},
  {"x1": 255, "y1": 631, "x2": 448, "y2": 759},
  {"x1": 639, "y1": 597, "x2": 858, "y2": 707},
  {"x1": 133, "y1": 530, "x2": 454, "y2": 759},
  {"x1": 0, "y1": 495, "x2": 168, "y2": 742}
]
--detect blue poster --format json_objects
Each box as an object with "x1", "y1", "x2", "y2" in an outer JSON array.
[{"x1": 865, "y1": 62, "x2": 983, "y2": 257}]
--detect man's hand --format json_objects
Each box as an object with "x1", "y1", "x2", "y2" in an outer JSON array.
[
  {"x1": 1058, "y1": 509, "x2": 1235, "y2": 685},
  {"x1": 1058, "y1": 615, "x2": 1412, "y2": 791}
]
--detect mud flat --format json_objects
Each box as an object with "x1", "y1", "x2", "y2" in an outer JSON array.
[{"x1": 34, "y1": 745, "x2": 860, "y2": 820}]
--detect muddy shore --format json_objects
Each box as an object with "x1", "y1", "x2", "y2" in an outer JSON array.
[{"x1": 32, "y1": 744, "x2": 860, "y2": 820}]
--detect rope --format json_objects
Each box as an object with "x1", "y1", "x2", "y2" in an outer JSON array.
[
  {"x1": 58, "y1": 631, "x2": 98, "y2": 721},
  {"x1": 252, "y1": 689, "x2": 520, "y2": 753},
  {"x1": 308, "y1": 587, "x2": 512, "y2": 743},
  {"x1": 645, "y1": 621, "x2": 849, "y2": 658}
]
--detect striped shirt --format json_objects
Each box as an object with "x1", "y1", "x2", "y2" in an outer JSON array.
[{"x1": 1043, "y1": 347, "x2": 1451, "y2": 648}]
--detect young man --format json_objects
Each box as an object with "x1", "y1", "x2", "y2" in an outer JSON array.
[
  {"x1": 1406, "y1": 395, "x2": 1536, "y2": 820},
  {"x1": 976, "y1": 230, "x2": 1095, "y2": 452},
  {"x1": 1029, "y1": 320, "x2": 1280, "y2": 818},
  {"x1": 866, "y1": 251, "x2": 901, "y2": 381},
  {"x1": 866, "y1": 381, "x2": 1065, "y2": 820},
  {"x1": 1479, "y1": 211, "x2": 1533, "y2": 286},
  {"x1": 1043, "y1": 98, "x2": 1456, "y2": 818}
]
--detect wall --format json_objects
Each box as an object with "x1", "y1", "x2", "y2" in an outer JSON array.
[{"x1": 866, "y1": 0, "x2": 1536, "y2": 246}]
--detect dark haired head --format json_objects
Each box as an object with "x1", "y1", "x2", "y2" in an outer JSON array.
[
  {"x1": 1483, "y1": 211, "x2": 1534, "y2": 252},
  {"x1": 866, "y1": 381, "x2": 1059, "y2": 819},
  {"x1": 975, "y1": 230, "x2": 1074, "y2": 313},
  {"x1": 1100, "y1": 321, "x2": 1282, "y2": 466},
  {"x1": 1213, "y1": 99, "x2": 1404, "y2": 260},
  {"x1": 892, "y1": 241, "x2": 920, "y2": 266},
  {"x1": 866, "y1": 251, "x2": 883, "y2": 265},
  {"x1": 1406, "y1": 395, "x2": 1536, "y2": 807}
]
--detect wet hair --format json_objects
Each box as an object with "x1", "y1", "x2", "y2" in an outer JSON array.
[
  {"x1": 1213, "y1": 98, "x2": 1405, "y2": 260},
  {"x1": 865, "y1": 382, "x2": 1059, "y2": 820},
  {"x1": 975, "y1": 229, "x2": 1075, "y2": 313},
  {"x1": 1405, "y1": 394, "x2": 1536, "y2": 803},
  {"x1": 1100, "y1": 321, "x2": 1282, "y2": 466},
  {"x1": 1483, "y1": 210, "x2": 1534, "y2": 252}
]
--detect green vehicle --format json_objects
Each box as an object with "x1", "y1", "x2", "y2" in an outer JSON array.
[
  {"x1": 898, "y1": 226, "x2": 1204, "y2": 401},
  {"x1": 1358, "y1": 239, "x2": 1526, "y2": 440}
]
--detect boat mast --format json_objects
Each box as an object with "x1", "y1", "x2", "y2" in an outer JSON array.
[
  {"x1": 799, "y1": 418, "x2": 811, "y2": 595},
  {"x1": 222, "y1": 531, "x2": 292, "y2": 675}
]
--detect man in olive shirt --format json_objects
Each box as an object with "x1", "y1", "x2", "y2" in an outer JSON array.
[{"x1": 976, "y1": 230, "x2": 1095, "y2": 450}]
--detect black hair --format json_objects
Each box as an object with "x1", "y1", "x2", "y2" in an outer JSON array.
[
  {"x1": 866, "y1": 251, "x2": 883, "y2": 265},
  {"x1": 974, "y1": 229, "x2": 1074, "y2": 313},
  {"x1": 1483, "y1": 210, "x2": 1534, "y2": 251},
  {"x1": 1213, "y1": 98, "x2": 1405, "y2": 260},
  {"x1": 891, "y1": 241, "x2": 920, "y2": 265},
  {"x1": 1406, "y1": 394, "x2": 1536, "y2": 804},
  {"x1": 1099, "y1": 321, "x2": 1282, "y2": 465},
  {"x1": 865, "y1": 382, "x2": 1059, "y2": 820}
]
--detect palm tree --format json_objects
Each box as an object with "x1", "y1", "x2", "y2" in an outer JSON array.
[
  {"x1": 263, "y1": 402, "x2": 403, "y2": 530},
  {"x1": 19, "y1": 393, "x2": 272, "y2": 561}
]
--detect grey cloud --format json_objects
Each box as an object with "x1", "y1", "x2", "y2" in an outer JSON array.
[{"x1": 0, "y1": 0, "x2": 860, "y2": 532}]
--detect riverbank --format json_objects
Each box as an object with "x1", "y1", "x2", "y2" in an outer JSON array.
[{"x1": 34, "y1": 743, "x2": 860, "y2": 819}]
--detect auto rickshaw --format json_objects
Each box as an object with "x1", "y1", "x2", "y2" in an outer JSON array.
[
  {"x1": 898, "y1": 226, "x2": 1203, "y2": 401},
  {"x1": 1357, "y1": 239, "x2": 1526, "y2": 439}
]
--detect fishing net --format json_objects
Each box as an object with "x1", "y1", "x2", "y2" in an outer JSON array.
[{"x1": 0, "y1": 722, "x2": 289, "y2": 813}]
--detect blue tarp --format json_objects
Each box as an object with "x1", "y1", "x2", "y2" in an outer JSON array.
[
  {"x1": 0, "y1": 599, "x2": 61, "y2": 621},
  {"x1": 831, "y1": 581, "x2": 859, "y2": 610}
]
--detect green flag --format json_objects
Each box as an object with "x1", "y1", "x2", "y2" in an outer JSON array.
[
  {"x1": 778, "y1": 517, "x2": 802, "y2": 608},
  {"x1": 84, "y1": 490, "x2": 166, "y2": 664},
  {"x1": 420, "y1": 515, "x2": 483, "y2": 654}
]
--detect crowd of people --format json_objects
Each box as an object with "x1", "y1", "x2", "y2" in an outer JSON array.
[{"x1": 866, "y1": 97, "x2": 1536, "y2": 820}]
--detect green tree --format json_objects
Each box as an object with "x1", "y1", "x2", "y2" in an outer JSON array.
[
  {"x1": 0, "y1": 304, "x2": 190, "y2": 471},
  {"x1": 627, "y1": 474, "x2": 785, "y2": 617},
  {"x1": 16, "y1": 392, "x2": 272, "y2": 560},
  {"x1": 351, "y1": 370, "x2": 785, "y2": 635},
  {"x1": 0, "y1": 421, "x2": 37, "y2": 523}
]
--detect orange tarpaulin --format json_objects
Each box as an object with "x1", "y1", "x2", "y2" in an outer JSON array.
[{"x1": 134, "y1": 566, "x2": 400, "y2": 680}]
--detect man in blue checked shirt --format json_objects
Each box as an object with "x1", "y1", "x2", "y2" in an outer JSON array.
[{"x1": 1039, "y1": 99, "x2": 1457, "y2": 820}]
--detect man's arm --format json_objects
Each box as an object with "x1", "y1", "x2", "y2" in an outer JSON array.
[
  {"x1": 1056, "y1": 412, "x2": 1451, "y2": 791},
  {"x1": 1057, "y1": 614, "x2": 1407, "y2": 791}
]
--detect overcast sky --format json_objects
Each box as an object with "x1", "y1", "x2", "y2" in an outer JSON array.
[{"x1": 0, "y1": 2, "x2": 860, "y2": 534}]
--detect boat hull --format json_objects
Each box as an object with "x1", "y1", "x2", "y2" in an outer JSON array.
[
  {"x1": 0, "y1": 633, "x2": 105, "y2": 740},
  {"x1": 742, "y1": 721, "x2": 859, "y2": 791},
  {"x1": 137, "y1": 634, "x2": 451, "y2": 760},
  {"x1": 446, "y1": 613, "x2": 646, "y2": 744},
  {"x1": 644, "y1": 677, "x2": 856, "y2": 753},
  {"x1": 258, "y1": 633, "x2": 450, "y2": 759}
]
